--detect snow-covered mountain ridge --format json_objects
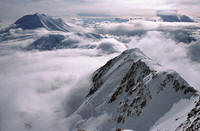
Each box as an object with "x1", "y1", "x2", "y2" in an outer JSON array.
[
  {"x1": 67, "y1": 48, "x2": 199, "y2": 131},
  {"x1": 0, "y1": 13, "x2": 71, "y2": 34}
]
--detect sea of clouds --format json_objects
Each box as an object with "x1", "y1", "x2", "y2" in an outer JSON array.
[{"x1": 0, "y1": 17, "x2": 200, "y2": 130}]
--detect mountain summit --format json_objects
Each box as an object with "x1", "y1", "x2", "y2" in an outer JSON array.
[
  {"x1": 14, "y1": 13, "x2": 70, "y2": 32},
  {"x1": 66, "y1": 48, "x2": 199, "y2": 131}
]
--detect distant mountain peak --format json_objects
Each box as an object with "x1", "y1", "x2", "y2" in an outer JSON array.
[
  {"x1": 14, "y1": 13, "x2": 44, "y2": 30},
  {"x1": 156, "y1": 11, "x2": 194, "y2": 22},
  {"x1": 14, "y1": 13, "x2": 70, "y2": 32}
]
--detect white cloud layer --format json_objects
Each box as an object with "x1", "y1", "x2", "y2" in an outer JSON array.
[
  {"x1": 0, "y1": 46, "x2": 117, "y2": 131},
  {"x1": 0, "y1": 16, "x2": 200, "y2": 130}
]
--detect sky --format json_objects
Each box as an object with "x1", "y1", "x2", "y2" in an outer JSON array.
[{"x1": 0, "y1": 0, "x2": 200, "y2": 22}]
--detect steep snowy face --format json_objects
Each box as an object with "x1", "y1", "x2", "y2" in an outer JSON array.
[
  {"x1": 14, "y1": 13, "x2": 70, "y2": 32},
  {"x1": 176, "y1": 98, "x2": 200, "y2": 130},
  {"x1": 69, "y1": 48, "x2": 198, "y2": 131}
]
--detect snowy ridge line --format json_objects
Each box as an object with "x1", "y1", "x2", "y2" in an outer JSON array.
[{"x1": 66, "y1": 48, "x2": 199, "y2": 131}]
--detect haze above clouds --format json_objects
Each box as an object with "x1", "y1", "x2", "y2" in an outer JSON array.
[{"x1": 0, "y1": 0, "x2": 200, "y2": 22}]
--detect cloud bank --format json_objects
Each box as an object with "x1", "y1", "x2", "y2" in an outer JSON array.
[{"x1": 0, "y1": 0, "x2": 200, "y2": 23}]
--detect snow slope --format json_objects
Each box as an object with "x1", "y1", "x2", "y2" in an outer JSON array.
[{"x1": 66, "y1": 48, "x2": 199, "y2": 131}]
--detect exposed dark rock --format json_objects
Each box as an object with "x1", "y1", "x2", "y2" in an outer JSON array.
[
  {"x1": 176, "y1": 98, "x2": 200, "y2": 131},
  {"x1": 87, "y1": 57, "x2": 118, "y2": 97},
  {"x1": 109, "y1": 60, "x2": 152, "y2": 103}
]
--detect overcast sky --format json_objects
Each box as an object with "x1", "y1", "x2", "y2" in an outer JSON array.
[{"x1": 0, "y1": 0, "x2": 200, "y2": 22}]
